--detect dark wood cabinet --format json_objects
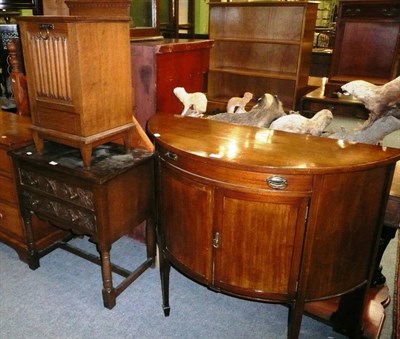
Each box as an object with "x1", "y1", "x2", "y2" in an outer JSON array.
[
  {"x1": 130, "y1": 39, "x2": 213, "y2": 127},
  {"x1": 148, "y1": 114, "x2": 400, "y2": 338},
  {"x1": 9, "y1": 141, "x2": 156, "y2": 309},
  {"x1": 300, "y1": 86, "x2": 369, "y2": 118},
  {"x1": 325, "y1": 0, "x2": 400, "y2": 96}
]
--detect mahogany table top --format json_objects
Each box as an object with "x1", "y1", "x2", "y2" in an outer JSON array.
[{"x1": 148, "y1": 113, "x2": 400, "y2": 175}]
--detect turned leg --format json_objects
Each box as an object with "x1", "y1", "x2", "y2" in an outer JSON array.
[
  {"x1": 99, "y1": 247, "x2": 117, "y2": 309},
  {"x1": 20, "y1": 207, "x2": 40, "y2": 269},
  {"x1": 146, "y1": 217, "x2": 156, "y2": 268}
]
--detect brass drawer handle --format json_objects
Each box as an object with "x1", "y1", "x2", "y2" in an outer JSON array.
[
  {"x1": 0, "y1": 211, "x2": 3, "y2": 220},
  {"x1": 267, "y1": 176, "x2": 288, "y2": 190},
  {"x1": 165, "y1": 152, "x2": 178, "y2": 161}
]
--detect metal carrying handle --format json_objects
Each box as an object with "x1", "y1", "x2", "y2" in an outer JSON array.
[
  {"x1": 38, "y1": 23, "x2": 54, "y2": 40},
  {"x1": 266, "y1": 175, "x2": 288, "y2": 190}
]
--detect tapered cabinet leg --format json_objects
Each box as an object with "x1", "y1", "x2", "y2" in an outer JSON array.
[
  {"x1": 287, "y1": 299, "x2": 304, "y2": 339},
  {"x1": 160, "y1": 249, "x2": 171, "y2": 316}
]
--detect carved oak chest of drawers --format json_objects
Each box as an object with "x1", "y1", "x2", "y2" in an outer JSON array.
[{"x1": 9, "y1": 141, "x2": 155, "y2": 309}]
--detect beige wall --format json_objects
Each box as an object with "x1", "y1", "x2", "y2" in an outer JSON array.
[{"x1": 42, "y1": 0, "x2": 69, "y2": 15}]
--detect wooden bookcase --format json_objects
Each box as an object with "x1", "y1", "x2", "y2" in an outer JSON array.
[{"x1": 207, "y1": 1, "x2": 318, "y2": 111}]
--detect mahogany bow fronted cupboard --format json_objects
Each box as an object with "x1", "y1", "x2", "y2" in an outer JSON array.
[{"x1": 147, "y1": 114, "x2": 400, "y2": 338}]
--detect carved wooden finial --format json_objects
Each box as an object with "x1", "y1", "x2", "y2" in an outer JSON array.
[
  {"x1": 7, "y1": 38, "x2": 30, "y2": 116},
  {"x1": 7, "y1": 39, "x2": 22, "y2": 73}
]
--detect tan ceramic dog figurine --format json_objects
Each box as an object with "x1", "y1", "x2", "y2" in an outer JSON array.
[{"x1": 226, "y1": 92, "x2": 253, "y2": 113}]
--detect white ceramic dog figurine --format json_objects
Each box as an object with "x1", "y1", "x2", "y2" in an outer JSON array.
[
  {"x1": 226, "y1": 92, "x2": 253, "y2": 113},
  {"x1": 173, "y1": 87, "x2": 208, "y2": 116}
]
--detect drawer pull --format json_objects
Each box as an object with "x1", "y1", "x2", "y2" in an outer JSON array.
[
  {"x1": 267, "y1": 176, "x2": 288, "y2": 190},
  {"x1": 165, "y1": 152, "x2": 178, "y2": 161},
  {"x1": 29, "y1": 179, "x2": 39, "y2": 186},
  {"x1": 38, "y1": 23, "x2": 54, "y2": 40},
  {"x1": 0, "y1": 212, "x2": 3, "y2": 220},
  {"x1": 69, "y1": 193, "x2": 78, "y2": 200}
]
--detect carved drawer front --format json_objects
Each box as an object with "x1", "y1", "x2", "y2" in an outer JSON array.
[
  {"x1": 19, "y1": 168, "x2": 94, "y2": 210},
  {"x1": 21, "y1": 190, "x2": 96, "y2": 234}
]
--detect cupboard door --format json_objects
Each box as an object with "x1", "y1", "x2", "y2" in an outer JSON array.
[
  {"x1": 158, "y1": 162, "x2": 214, "y2": 284},
  {"x1": 213, "y1": 188, "x2": 309, "y2": 300}
]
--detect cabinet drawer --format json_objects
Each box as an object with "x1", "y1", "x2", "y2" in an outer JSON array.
[
  {"x1": 21, "y1": 190, "x2": 96, "y2": 235},
  {"x1": 0, "y1": 175, "x2": 17, "y2": 204},
  {"x1": 0, "y1": 203, "x2": 24, "y2": 240},
  {"x1": 158, "y1": 146, "x2": 313, "y2": 192},
  {"x1": 35, "y1": 107, "x2": 80, "y2": 135},
  {"x1": 19, "y1": 168, "x2": 94, "y2": 210},
  {"x1": 0, "y1": 148, "x2": 12, "y2": 177}
]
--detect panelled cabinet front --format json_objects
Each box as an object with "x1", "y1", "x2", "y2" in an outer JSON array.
[
  {"x1": 158, "y1": 148, "x2": 311, "y2": 301},
  {"x1": 213, "y1": 188, "x2": 309, "y2": 300},
  {"x1": 159, "y1": 162, "x2": 214, "y2": 283}
]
